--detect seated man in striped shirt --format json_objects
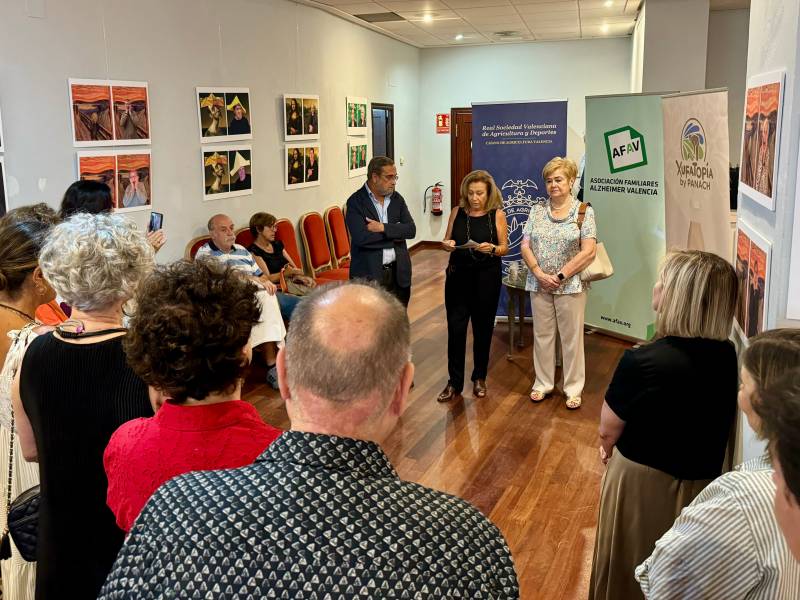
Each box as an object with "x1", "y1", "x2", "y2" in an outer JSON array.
[
  {"x1": 196, "y1": 214, "x2": 286, "y2": 388},
  {"x1": 636, "y1": 329, "x2": 800, "y2": 599}
]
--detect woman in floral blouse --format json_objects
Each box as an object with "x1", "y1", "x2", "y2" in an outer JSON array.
[{"x1": 520, "y1": 157, "x2": 597, "y2": 409}]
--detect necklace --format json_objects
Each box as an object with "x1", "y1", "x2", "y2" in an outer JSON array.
[{"x1": 0, "y1": 303, "x2": 34, "y2": 323}]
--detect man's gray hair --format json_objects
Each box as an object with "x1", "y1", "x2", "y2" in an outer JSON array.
[
  {"x1": 285, "y1": 281, "x2": 410, "y2": 404},
  {"x1": 367, "y1": 156, "x2": 394, "y2": 180},
  {"x1": 39, "y1": 212, "x2": 154, "y2": 312}
]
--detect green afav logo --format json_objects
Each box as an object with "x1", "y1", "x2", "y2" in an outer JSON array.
[{"x1": 604, "y1": 126, "x2": 648, "y2": 173}]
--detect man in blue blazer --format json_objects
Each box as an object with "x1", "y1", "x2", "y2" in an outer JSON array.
[{"x1": 345, "y1": 156, "x2": 416, "y2": 306}]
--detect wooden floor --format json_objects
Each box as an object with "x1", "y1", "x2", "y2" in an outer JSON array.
[{"x1": 244, "y1": 249, "x2": 630, "y2": 600}]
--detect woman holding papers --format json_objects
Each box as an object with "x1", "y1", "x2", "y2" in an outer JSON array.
[{"x1": 438, "y1": 170, "x2": 508, "y2": 403}]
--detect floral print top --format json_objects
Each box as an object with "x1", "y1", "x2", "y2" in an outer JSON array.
[{"x1": 522, "y1": 198, "x2": 596, "y2": 295}]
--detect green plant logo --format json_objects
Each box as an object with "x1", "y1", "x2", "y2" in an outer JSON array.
[
  {"x1": 681, "y1": 118, "x2": 706, "y2": 162},
  {"x1": 604, "y1": 126, "x2": 647, "y2": 173}
]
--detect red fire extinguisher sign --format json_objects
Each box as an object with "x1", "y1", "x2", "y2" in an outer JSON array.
[{"x1": 436, "y1": 113, "x2": 450, "y2": 134}]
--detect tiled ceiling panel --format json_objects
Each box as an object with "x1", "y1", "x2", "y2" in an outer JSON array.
[{"x1": 303, "y1": 0, "x2": 657, "y2": 47}]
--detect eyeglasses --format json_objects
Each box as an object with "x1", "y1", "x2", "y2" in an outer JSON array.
[{"x1": 382, "y1": 174, "x2": 400, "y2": 182}]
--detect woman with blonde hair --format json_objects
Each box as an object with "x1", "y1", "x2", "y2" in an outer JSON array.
[
  {"x1": 438, "y1": 170, "x2": 508, "y2": 402},
  {"x1": 589, "y1": 249, "x2": 739, "y2": 600},
  {"x1": 521, "y1": 156, "x2": 596, "y2": 410}
]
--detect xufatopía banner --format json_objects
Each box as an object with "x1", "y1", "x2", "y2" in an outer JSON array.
[
  {"x1": 584, "y1": 94, "x2": 666, "y2": 340},
  {"x1": 662, "y1": 89, "x2": 730, "y2": 259},
  {"x1": 472, "y1": 100, "x2": 568, "y2": 317}
]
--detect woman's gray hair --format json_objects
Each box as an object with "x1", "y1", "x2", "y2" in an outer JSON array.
[{"x1": 39, "y1": 212, "x2": 154, "y2": 312}]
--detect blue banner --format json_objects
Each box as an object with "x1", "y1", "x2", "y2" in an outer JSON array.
[{"x1": 472, "y1": 100, "x2": 568, "y2": 316}]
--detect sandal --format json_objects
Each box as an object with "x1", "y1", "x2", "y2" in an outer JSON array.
[
  {"x1": 529, "y1": 389, "x2": 547, "y2": 403},
  {"x1": 566, "y1": 396, "x2": 582, "y2": 410}
]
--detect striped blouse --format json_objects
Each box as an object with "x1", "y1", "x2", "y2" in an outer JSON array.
[{"x1": 636, "y1": 455, "x2": 800, "y2": 599}]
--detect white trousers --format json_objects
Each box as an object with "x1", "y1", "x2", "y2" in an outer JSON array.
[
  {"x1": 531, "y1": 291, "x2": 587, "y2": 398},
  {"x1": 250, "y1": 289, "x2": 286, "y2": 348}
]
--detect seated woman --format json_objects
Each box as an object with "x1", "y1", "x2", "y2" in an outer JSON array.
[
  {"x1": 0, "y1": 205, "x2": 59, "y2": 600},
  {"x1": 589, "y1": 250, "x2": 739, "y2": 600},
  {"x1": 12, "y1": 213, "x2": 154, "y2": 599},
  {"x1": 104, "y1": 260, "x2": 282, "y2": 532},
  {"x1": 636, "y1": 329, "x2": 800, "y2": 598},
  {"x1": 247, "y1": 212, "x2": 315, "y2": 320}
]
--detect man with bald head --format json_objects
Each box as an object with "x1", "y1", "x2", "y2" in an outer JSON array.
[{"x1": 99, "y1": 282, "x2": 520, "y2": 599}]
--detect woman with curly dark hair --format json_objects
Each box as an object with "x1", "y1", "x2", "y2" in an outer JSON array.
[{"x1": 103, "y1": 259, "x2": 282, "y2": 532}]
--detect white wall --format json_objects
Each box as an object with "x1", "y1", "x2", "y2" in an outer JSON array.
[
  {"x1": 630, "y1": 4, "x2": 646, "y2": 93},
  {"x1": 736, "y1": 0, "x2": 800, "y2": 462},
  {"x1": 706, "y1": 9, "x2": 750, "y2": 167},
  {"x1": 416, "y1": 37, "x2": 631, "y2": 242},
  {"x1": 0, "y1": 0, "x2": 421, "y2": 262}
]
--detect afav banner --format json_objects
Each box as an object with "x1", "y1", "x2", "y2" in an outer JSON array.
[{"x1": 662, "y1": 89, "x2": 731, "y2": 259}]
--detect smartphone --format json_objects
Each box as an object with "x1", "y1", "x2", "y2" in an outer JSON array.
[{"x1": 148, "y1": 211, "x2": 164, "y2": 233}]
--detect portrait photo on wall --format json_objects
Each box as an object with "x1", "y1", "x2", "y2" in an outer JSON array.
[
  {"x1": 116, "y1": 151, "x2": 152, "y2": 212},
  {"x1": 203, "y1": 145, "x2": 252, "y2": 200},
  {"x1": 0, "y1": 157, "x2": 7, "y2": 217},
  {"x1": 76, "y1": 151, "x2": 118, "y2": 207},
  {"x1": 346, "y1": 96, "x2": 368, "y2": 136},
  {"x1": 734, "y1": 220, "x2": 772, "y2": 340},
  {"x1": 285, "y1": 143, "x2": 320, "y2": 190},
  {"x1": 739, "y1": 70, "x2": 784, "y2": 211},
  {"x1": 69, "y1": 79, "x2": 114, "y2": 146},
  {"x1": 284, "y1": 94, "x2": 319, "y2": 141},
  {"x1": 197, "y1": 88, "x2": 252, "y2": 143},
  {"x1": 111, "y1": 82, "x2": 151, "y2": 144},
  {"x1": 347, "y1": 138, "x2": 369, "y2": 178}
]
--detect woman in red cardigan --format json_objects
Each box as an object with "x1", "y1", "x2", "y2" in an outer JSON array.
[{"x1": 104, "y1": 259, "x2": 282, "y2": 532}]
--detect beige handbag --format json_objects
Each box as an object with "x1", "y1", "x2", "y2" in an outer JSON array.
[{"x1": 577, "y1": 203, "x2": 614, "y2": 282}]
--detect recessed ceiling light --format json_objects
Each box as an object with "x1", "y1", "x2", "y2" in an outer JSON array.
[
  {"x1": 455, "y1": 33, "x2": 464, "y2": 40},
  {"x1": 604, "y1": 0, "x2": 613, "y2": 7},
  {"x1": 422, "y1": 13, "x2": 433, "y2": 23},
  {"x1": 601, "y1": 23, "x2": 610, "y2": 33}
]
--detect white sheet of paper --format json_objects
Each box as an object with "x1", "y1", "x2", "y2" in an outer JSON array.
[{"x1": 455, "y1": 239, "x2": 479, "y2": 249}]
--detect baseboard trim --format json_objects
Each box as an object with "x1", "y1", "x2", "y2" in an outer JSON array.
[{"x1": 409, "y1": 240, "x2": 441, "y2": 255}]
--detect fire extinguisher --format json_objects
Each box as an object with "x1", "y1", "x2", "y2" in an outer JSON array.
[{"x1": 424, "y1": 182, "x2": 444, "y2": 216}]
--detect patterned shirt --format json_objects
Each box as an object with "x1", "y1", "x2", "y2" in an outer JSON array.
[
  {"x1": 99, "y1": 431, "x2": 520, "y2": 599},
  {"x1": 365, "y1": 183, "x2": 396, "y2": 265},
  {"x1": 195, "y1": 241, "x2": 263, "y2": 277},
  {"x1": 522, "y1": 198, "x2": 596, "y2": 294},
  {"x1": 636, "y1": 454, "x2": 800, "y2": 599}
]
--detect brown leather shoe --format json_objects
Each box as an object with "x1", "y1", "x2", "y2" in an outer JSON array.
[
  {"x1": 437, "y1": 384, "x2": 462, "y2": 403},
  {"x1": 473, "y1": 379, "x2": 487, "y2": 398}
]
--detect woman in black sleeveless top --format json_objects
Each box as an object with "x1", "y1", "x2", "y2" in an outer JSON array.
[
  {"x1": 438, "y1": 170, "x2": 508, "y2": 402},
  {"x1": 11, "y1": 213, "x2": 153, "y2": 599}
]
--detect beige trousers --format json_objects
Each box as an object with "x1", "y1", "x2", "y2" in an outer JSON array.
[{"x1": 531, "y1": 291, "x2": 586, "y2": 398}]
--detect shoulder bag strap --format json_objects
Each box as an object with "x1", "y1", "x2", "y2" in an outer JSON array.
[{"x1": 576, "y1": 202, "x2": 593, "y2": 231}]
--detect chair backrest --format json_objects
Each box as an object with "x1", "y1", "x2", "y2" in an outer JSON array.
[
  {"x1": 274, "y1": 218, "x2": 303, "y2": 271},
  {"x1": 185, "y1": 234, "x2": 212, "y2": 260},
  {"x1": 234, "y1": 227, "x2": 253, "y2": 249},
  {"x1": 299, "y1": 212, "x2": 335, "y2": 275},
  {"x1": 324, "y1": 206, "x2": 351, "y2": 268}
]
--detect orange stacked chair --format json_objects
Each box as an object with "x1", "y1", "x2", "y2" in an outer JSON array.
[
  {"x1": 323, "y1": 206, "x2": 351, "y2": 269},
  {"x1": 185, "y1": 234, "x2": 212, "y2": 260},
  {"x1": 275, "y1": 218, "x2": 346, "y2": 283},
  {"x1": 299, "y1": 212, "x2": 349, "y2": 281},
  {"x1": 234, "y1": 227, "x2": 254, "y2": 248}
]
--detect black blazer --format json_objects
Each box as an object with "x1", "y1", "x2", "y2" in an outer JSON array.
[{"x1": 345, "y1": 185, "x2": 416, "y2": 288}]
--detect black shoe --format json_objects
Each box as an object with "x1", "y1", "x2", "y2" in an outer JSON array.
[
  {"x1": 473, "y1": 379, "x2": 487, "y2": 398},
  {"x1": 437, "y1": 385, "x2": 463, "y2": 403}
]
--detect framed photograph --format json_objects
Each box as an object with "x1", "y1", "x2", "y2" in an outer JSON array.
[
  {"x1": 739, "y1": 70, "x2": 784, "y2": 210},
  {"x1": 347, "y1": 138, "x2": 369, "y2": 178},
  {"x1": 111, "y1": 82, "x2": 151, "y2": 145},
  {"x1": 0, "y1": 157, "x2": 7, "y2": 217},
  {"x1": 76, "y1": 151, "x2": 118, "y2": 207},
  {"x1": 116, "y1": 150, "x2": 152, "y2": 212},
  {"x1": 197, "y1": 87, "x2": 252, "y2": 143},
  {"x1": 284, "y1": 94, "x2": 319, "y2": 141},
  {"x1": 69, "y1": 79, "x2": 114, "y2": 146},
  {"x1": 285, "y1": 143, "x2": 320, "y2": 190},
  {"x1": 734, "y1": 219, "x2": 772, "y2": 339},
  {"x1": 346, "y1": 96, "x2": 368, "y2": 136},
  {"x1": 203, "y1": 145, "x2": 252, "y2": 201}
]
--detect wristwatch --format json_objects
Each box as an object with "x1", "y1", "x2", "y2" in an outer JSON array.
[
  {"x1": 557, "y1": 272, "x2": 565, "y2": 281},
  {"x1": 490, "y1": 245, "x2": 496, "y2": 255}
]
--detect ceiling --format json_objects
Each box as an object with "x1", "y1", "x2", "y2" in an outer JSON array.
[{"x1": 305, "y1": 0, "x2": 750, "y2": 48}]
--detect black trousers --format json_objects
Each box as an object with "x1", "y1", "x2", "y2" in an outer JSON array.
[
  {"x1": 380, "y1": 262, "x2": 411, "y2": 307},
  {"x1": 444, "y1": 261, "x2": 502, "y2": 392}
]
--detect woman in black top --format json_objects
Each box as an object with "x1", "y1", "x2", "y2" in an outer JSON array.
[
  {"x1": 589, "y1": 250, "x2": 739, "y2": 600},
  {"x1": 438, "y1": 170, "x2": 508, "y2": 403},
  {"x1": 12, "y1": 213, "x2": 154, "y2": 599}
]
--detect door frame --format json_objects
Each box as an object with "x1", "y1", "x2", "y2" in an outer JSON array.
[
  {"x1": 371, "y1": 102, "x2": 395, "y2": 159},
  {"x1": 450, "y1": 107, "x2": 472, "y2": 208}
]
